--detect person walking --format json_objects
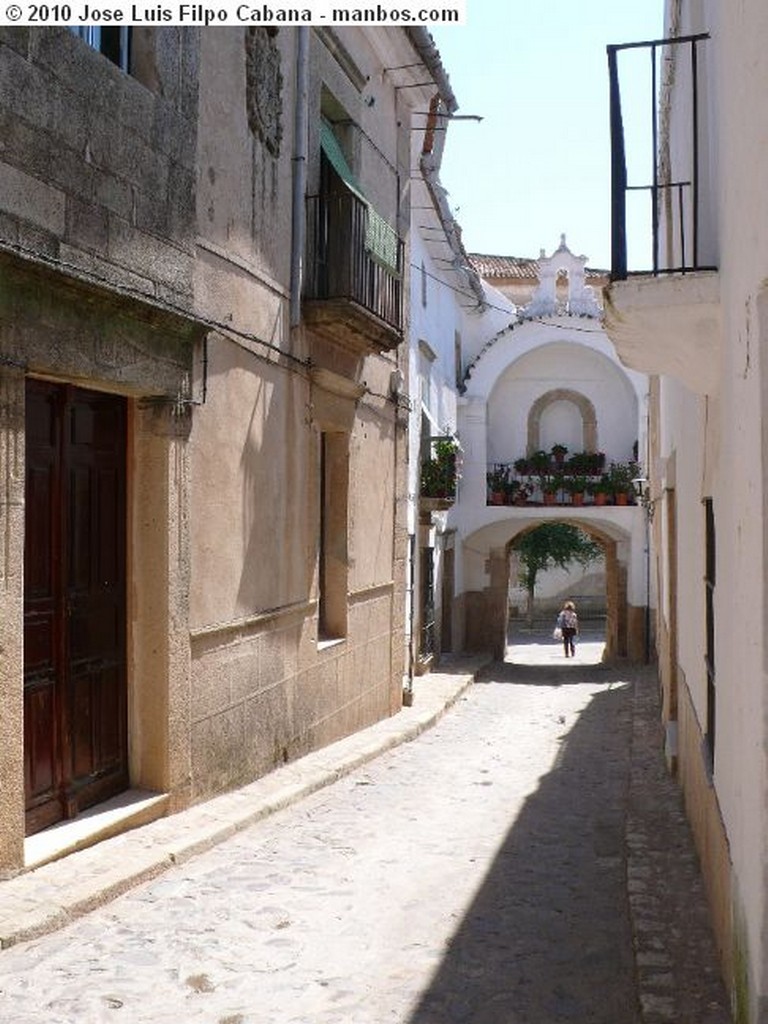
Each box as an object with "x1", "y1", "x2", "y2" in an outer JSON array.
[{"x1": 556, "y1": 600, "x2": 579, "y2": 657}]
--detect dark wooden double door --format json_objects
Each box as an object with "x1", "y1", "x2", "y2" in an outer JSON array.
[{"x1": 24, "y1": 381, "x2": 128, "y2": 835}]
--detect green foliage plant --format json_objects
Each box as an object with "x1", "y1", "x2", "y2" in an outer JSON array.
[{"x1": 514, "y1": 523, "x2": 603, "y2": 624}]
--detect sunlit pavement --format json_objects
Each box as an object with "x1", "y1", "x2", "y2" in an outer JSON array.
[
  {"x1": 0, "y1": 647, "x2": 730, "y2": 1024},
  {"x1": 506, "y1": 623, "x2": 607, "y2": 667}
]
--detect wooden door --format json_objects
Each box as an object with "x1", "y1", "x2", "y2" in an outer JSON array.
[{"x1": 24, "y1": 381, "x2": 128, "y2": 835}]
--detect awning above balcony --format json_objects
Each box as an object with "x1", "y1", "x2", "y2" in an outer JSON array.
[
  {"x1": 320, "y1": 121, "x2": 399, "y2": 275},
  {"x1": 603, "y1": 271, "x2": 721, "y2": 394},
  {"x1": 320, "y1": 120, "x2": 366, "y2": 202}
]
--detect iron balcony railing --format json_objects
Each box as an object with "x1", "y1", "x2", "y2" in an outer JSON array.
[
  {"x1": 304, "y1": 192, "x2": 404, "y2": 333},
  {"x1": 486, "y1": 455, "x2": 639, "y2": 508},
  {"x1": 607, "y1": 33, "x2": 717, "y2": 281}
]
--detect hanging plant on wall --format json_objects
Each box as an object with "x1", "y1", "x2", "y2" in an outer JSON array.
[{"x1": 421, "y1": 437, "x2": 460, "y2": 500}]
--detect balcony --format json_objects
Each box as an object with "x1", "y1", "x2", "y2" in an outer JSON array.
[
  {"x1": 420, "y1": 437, "x2": 459, "y2": 513},
  {"x1": 303, "y1": 192, "x2": 404, "y2": 354},
  {"x1": 486, "y1": 450, "x2": 640, "y2": 509},
  {"x1": 604, "y1": 270, "x2": 721, "y2": 393},
  {"x1": 607, "y1": 33, "x2": 715, "y2": 281},
  {"x1": 605, "y1": 32, "x2": 721, "y2": 393}
]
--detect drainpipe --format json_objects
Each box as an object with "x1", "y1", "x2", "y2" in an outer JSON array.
[
  {"x1": 290, "y1": 27, "x2": 310, "y2": 328},
  {"x1": 405, "y1": 532, "x2": 416, "y2": 704}
]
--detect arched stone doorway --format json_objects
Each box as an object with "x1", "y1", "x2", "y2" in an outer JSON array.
[{"x1": 461, "y1": 517, "x2": 637, "y2": 663}]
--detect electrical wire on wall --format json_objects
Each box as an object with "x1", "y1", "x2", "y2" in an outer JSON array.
[
  {"x1": 409, "y1": 258, "x2": 609, "y2": 333},
  {"x1": 0, "y1": 237, "x2": 422, "y2": 429}
]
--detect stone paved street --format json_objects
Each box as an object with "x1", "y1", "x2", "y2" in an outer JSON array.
[{"x1": 0, "y1": 634, "x2": 731, "y2": 1024}]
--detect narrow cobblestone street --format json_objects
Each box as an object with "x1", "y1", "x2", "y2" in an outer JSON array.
[{"x1": 0, "y1": 634, "x2": 730, "y2": 1024}]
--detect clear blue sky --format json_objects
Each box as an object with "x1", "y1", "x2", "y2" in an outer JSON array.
[{"x1": 430, "y1": 2, "x2": 663, "y2": 270}]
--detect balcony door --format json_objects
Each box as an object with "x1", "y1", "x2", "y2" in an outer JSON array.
[{"x1": 24, "y1": 380, "x2": 128, "y2": 835}]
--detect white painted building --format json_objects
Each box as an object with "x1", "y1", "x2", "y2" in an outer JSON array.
[
  {"x1": 449, "y1": 239, "x2": 650, "y2": 660},
  {"x1": 603, "y1": 3, "x2": 768, "y2": 1020},
  {"x1": 405, "y1": 74, "x2": 489, "y2": 678}
]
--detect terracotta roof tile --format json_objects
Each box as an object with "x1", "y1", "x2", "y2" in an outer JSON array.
[{"x1": 468, "y1": 253, "x2": 608, "y2": 281}]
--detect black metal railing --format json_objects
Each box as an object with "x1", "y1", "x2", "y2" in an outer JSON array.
[
  {"x1": 607, "y1": 33, "x2": 716, "y2": 280},
  {"x1": 486, "y1": 454, "x2": 639, "y2": 508},
  {"x1": 305, "y1": 192, "x2": 404, "y2": 333}
]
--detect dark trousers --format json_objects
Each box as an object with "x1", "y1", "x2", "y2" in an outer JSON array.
[{"x1": 562, "y1": 627, "x2": 577, "y2": 656}]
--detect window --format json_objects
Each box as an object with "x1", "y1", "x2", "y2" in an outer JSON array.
[
  {"x1": 318, "y1": 432, "x2": 349, "y2": 642},
  {"x1": 70, "y1": 27, "x2": 131, "y2": 72},
  {"x1": 704, "y1": 497, "x2": 716, "y2": 768},
  {"x1": 421, "y1": 260, "x2": 428, "y2": 308}
]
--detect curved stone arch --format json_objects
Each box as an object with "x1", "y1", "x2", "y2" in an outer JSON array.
[
  {"x1": 527, "y1": 388, "x2": 598, "y2": 454},
  {"x1": 460, "y1": 515, "x2": 638, "y2": 663},
  {"x1": 505, "y1": 518, "x2": 624, "y2": 661}
]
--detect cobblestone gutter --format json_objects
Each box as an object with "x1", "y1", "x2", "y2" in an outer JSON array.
[{"x1": 627, "y1": 669, "x2": 732, "y2": 1024}]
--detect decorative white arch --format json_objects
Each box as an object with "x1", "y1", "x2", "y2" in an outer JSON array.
[{"x1": 464, "y1": 319, "x2": 641, "y2": 402}]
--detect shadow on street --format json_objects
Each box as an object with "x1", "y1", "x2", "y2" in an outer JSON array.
[{"x1": 407, "y1": 664, "x2": 639, "y2": 1024}]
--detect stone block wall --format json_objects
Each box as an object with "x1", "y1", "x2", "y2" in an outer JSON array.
[{"x1": 0, "y1": 28, "x2": 197, "y2": 310}]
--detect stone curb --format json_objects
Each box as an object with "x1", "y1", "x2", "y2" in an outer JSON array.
[{"x1": 0, "y1": 657, "x2": 488, "y2": 951}]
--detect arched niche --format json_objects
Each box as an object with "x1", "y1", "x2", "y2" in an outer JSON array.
[{"x1": 527, "y1": 388, "x2": 598, "y2": 454}]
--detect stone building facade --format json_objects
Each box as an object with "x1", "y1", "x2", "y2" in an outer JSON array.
[{"x1": 0, "y1": 26, "x2": 448, "y2": 874}]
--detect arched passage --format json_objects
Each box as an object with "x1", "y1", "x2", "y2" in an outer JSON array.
[{"x1": 461, "y1": 516, "x2": 634, "y2": 663}]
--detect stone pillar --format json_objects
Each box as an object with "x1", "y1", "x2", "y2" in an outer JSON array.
[
  {"x1": 130, "y1": 400, "x2": 193, "y2": 811},
  {"x1": 616, "y1": 560, "x2": 629, "y2": 659},
  {"x1": 0, "y1": 368, "x2": 25, "y2": 873},
  {"x1": 458, "y1": 396, "x2": 488, "y2": 511},
  {"x1": 455, "y1": 396, "x2": 487, "y2": 654},
  {"x1": 603, "y1": 539, "x2": 619, "y2": 661},
  {"x1": 464, "y1": 547, "x2": 509, "y2": 658},
  {"x1": 488, "y1": 547, "x2": 511, "y2": 660},
  {"x1": 626, "y1": 604, "x2": 647, "y2": 662}
]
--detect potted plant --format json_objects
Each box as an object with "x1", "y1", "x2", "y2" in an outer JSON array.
[
  {"x1": 590, "y1": 475, "x2": 612, "y2": 506},
  {"x1": 486, "y1": 466, "x2": 508, "y2": 505},
  {"x1": 529, "y1": 449, "x2": 551, "y2": 473},
  {"x1": 539, "y1": 473, "x2": 562, "y2": 506},
  {"x1": 421, "y1": 459, "x2": 439, "y2": 495},
  {"x1": 565, "y1": 475, "x2": 589, "y2": 506},
  {"x1": 551, "y1": 443, "x2": 568, "y2": 467},
  {"x1": 422, "y1": 437, "x2": 460, "y2": 503},
  {"x1": 433, "y1": 437, "x2": 459, "y2": 490},
  {"x1": 514, "y1": 456, "x2": 531, "y2": 476},
  {"x1": 607, "y1": 461, "x2": 639, "y2": 505}
]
